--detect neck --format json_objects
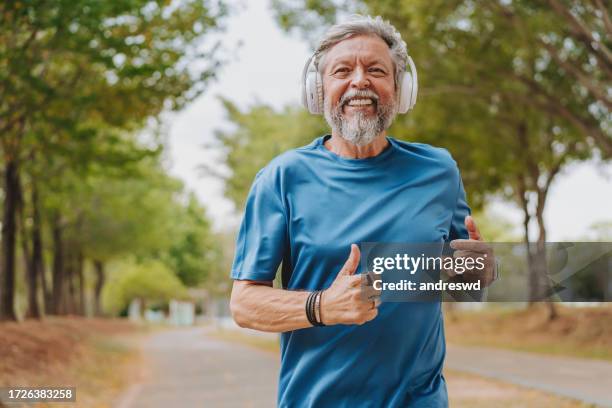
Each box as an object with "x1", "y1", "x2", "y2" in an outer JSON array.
[{"x1": 324, "y1": 131, "x2": 389, "y2": 159}]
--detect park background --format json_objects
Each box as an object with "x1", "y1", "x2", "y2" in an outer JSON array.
[{"x1": 0, "y1": 0, "x2": 611, "y2": 407}]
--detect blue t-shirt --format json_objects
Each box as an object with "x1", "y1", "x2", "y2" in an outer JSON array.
[{"x1": 231, "y1": 135, "x2": 470, "y2": 407}]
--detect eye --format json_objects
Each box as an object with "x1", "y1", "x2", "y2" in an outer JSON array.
[
  {"x1": 369, "y1": 67, "x2": 386, "y2": 74},
  {"x1": 333, "y1": 67, "x2": 350, "y2": 74}
]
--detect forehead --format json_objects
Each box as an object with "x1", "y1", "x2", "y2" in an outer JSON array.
[{"x1": 323, "y1": 34, "x2": 393, "y2": 68}]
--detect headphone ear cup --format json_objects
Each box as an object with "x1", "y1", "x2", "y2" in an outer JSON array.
[
  {"x1": 315, "y1": 71, "x2": 323, "y2": 114},
  {"x1": 398, "y1": 71, "x2": 413, "y2": 114},
  {"x1": 304, "y1": 70, "x2": 317, "y2": 114},
  {"x1": 302, "y1": 55, "x2": 324, "y2": 115},
  {"x1": 406, "y1": 55, "x2": 418, "y2": 111}
]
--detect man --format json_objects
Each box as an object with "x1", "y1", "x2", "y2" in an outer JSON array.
[{"x1": 230, "y1": 15, "x2": 495, "y2": 407}]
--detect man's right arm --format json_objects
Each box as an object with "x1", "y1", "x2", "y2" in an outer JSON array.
[
  {"x1": 230, "y1": 244, "x2": 379, "y2": 333},
  {"x1": 230, "y1": 280, "x2": 313, "y2": 332}
]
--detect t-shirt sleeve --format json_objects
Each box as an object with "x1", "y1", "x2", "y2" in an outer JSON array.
[
  {"x1": 448, "y1": 174, "x2": 471, "y2": 241},
  {"x1": 230, "y1": 170, "x2": 287, "y2": 281}
]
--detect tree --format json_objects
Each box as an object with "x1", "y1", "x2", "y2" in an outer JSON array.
[
  {"x1": 102, "y1": 259, "x2": 189, "y2": 316},
  {"x1": 210, "y1": 98, "x2": 328, "y2": 209},
  {"x1": 0, "y1": 0, "x2": 227, "y2": 320},
  {"x1": 163, "y1": 193, "x2": 223, "y2": 288},
  {"x1": 74, "y1": 157, "x2": 184, "y2": 316}
]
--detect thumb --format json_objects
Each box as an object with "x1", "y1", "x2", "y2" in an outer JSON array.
[
  {"x1": 465, "y1": 215, "x2": 482, "y2": 241},
  {"x1": 339, "y1": 244, "x2": 361, "y2": 276}
]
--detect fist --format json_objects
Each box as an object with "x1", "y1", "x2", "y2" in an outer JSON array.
[{"x1": 320, "y1": 244, "x2": 380, "y2": 326}]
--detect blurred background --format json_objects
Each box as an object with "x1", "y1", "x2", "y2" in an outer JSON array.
[{"x1": 0, "y1": 0, "x2": 610, "y2": 407}]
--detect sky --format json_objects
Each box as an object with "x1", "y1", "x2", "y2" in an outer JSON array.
[{"x1": 164, "y1": 0, "x2": 611, "y2": 241}]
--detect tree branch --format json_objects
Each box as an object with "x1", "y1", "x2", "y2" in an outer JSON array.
[
  {"x1": 541, "y1": 41, "x2": 612, "y2": 109},
  {"x1": 592, "y1": 0, "x2": 612, "y2": 37},
  {"x1": 514, "y1": 74, "x2": 612, "y2": 158},
  {"x1": 546, "y1": 0, "x2": 612, "y2": 70}
]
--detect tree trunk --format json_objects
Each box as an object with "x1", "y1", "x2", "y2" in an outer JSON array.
[
  {"x1": 65, "y1": 251, "x2": 76, "y2": 315},
  {"x1": 76, "y1": 252, "x2": 85, "y2": 316},
  {"x1": 93, "y1": 260, "x2": 105, "y2": 316},
  {"x1": 0, "y1": 159, "x2": 19, "y2": 321},
  {"x1": 50, "y1": 213, "x2": 65, "y2": 315},
  {"x1": 517, "y1": 178, "x2": 539, "y2": 303},
  {"x1": 30, "y1": 183, "x2": 47, "y2": 316},
  {"x1": 17, "y1": 176, "x2": 41, "y2": 319},
  {"x1": 535, "y1": 199, "x2": 558, "y2": 320}
]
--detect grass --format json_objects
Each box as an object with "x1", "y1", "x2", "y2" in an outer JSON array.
[
  {"x1": 209, "y1": 329, "x2": 280, "y2": 353},
  {"x1": 444, "y1": 369, "x2": 591, "y2": 408},
  {"x1": 444, "y1": 303, "x2": 612, "y2": 361}
]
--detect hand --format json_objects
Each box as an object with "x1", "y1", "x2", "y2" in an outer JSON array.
[
  {"x1": 320, "y1": 244, "x2": 379, "y2": 326},
  {"x1": 449, "y1": 216, "x2": 496, "y2": 287}
]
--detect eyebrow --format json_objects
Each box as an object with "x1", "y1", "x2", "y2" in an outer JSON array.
[{"x1": 328, "y1": 57, "x2": 391, "y2": 71}]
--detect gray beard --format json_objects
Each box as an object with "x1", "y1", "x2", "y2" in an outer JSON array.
[{"x1": 323, "y1": 95, "x2": 397, "y2": 147}]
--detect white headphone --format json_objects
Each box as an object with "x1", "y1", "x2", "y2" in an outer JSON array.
[{"x1": 301, "y1": 52, "x2": 418, "y2": 115}]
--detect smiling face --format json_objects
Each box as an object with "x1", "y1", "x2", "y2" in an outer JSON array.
[{"x1": 320, "y1": 34, "x2": 398, "y2": 146}]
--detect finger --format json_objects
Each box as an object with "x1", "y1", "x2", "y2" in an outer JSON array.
[
  {"x1": 365, "y1": 308, "x2": 378, "y2": 322},
  {"x1": 348, "y1": 276, "x2": 363, "y2": 288},
  {"x1": 361, "y1": 272, "x2": 380, "y2": 286},
  {"x1": 339, "y1": 244, "x2": 361, "y2": 276},
  {"x1": 465, "y1": 215, "x2": 482, "y2": 241},
  {"x1": 363, "y1": 283, "x2": 381, "y2": 300},
  {"x1": 450, "y1": 239, "x2": 491, "y2": 252},
  {"x1": 453, "y1": 250, "x2": 482, "y2": 259}
]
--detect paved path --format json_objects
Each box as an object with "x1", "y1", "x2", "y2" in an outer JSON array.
[
  {"x1": 446, "y1": 344, "x2": 612, "y2": 407},
  {"x1": 115, "y1": 327, "x2": 279, "y2": 408},
  {"x1": 115, "y1": 326, "x2": 612, "y2": 407}
]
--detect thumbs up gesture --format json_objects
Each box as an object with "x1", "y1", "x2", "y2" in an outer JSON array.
[
  {"x1": 320, "y1": 244, "x2": 380, "y2": 326},
  {"x1": 449, "y1": 216, "x2": 496, "y2": 287}
]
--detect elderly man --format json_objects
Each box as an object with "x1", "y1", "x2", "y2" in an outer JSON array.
[{"x1": 230, "y1": 15, "x2": 495, "y2": 407}]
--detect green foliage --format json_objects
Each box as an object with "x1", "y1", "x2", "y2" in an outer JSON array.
[
  {"x1": 102, "y1": 259, "x2": 189, "y2": 315},
  {"x1": 163, "y1": 193, "x2": 224, "y2": 287},
  {"x1": 213, "y1": 98, "x2": 329, "y2": 209},
  {"x1": 0, "y1": 0, "x2": 227, "y2": 132},
  {"x1": 0, "y1": 0, "x2": 229, "y2": 318},
  {"x1": 472, "y1": 208, "x2": 521, "y2": 242},
  {"x1": 52, "y1": 152, "x2": 225, "y2": 289}
]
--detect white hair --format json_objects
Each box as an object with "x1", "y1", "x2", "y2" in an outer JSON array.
[{"x1": 313, "y1": 15, "x2": 408, "y2": 89}]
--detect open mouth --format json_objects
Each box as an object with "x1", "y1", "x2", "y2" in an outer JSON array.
[{"x1": 342, "y1": 97, "x2": 377, "y2": 112}]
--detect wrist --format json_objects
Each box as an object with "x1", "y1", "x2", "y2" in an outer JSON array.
[
  {"x1": 320, "y1": 290, "x2": 336, "y2": 326},
  {"x1": 305, "y1": 290, "x2": 325, "y2": 327},
  {"x1": 319, "y1": 290, "x2": 326, "y2": 325}
]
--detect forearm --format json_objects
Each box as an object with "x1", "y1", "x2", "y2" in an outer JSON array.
[{"x1": 230, "y1": 281, "x2": 312, "y2": 333}]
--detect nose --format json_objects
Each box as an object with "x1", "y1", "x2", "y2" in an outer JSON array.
[{"x1": 350, "y1": 67, "x2": 370, "y2": 89}]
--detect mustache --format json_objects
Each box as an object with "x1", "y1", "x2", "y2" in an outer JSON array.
[{"x1": 338, "y1": 89, "x2": 380, "y2": 107}]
